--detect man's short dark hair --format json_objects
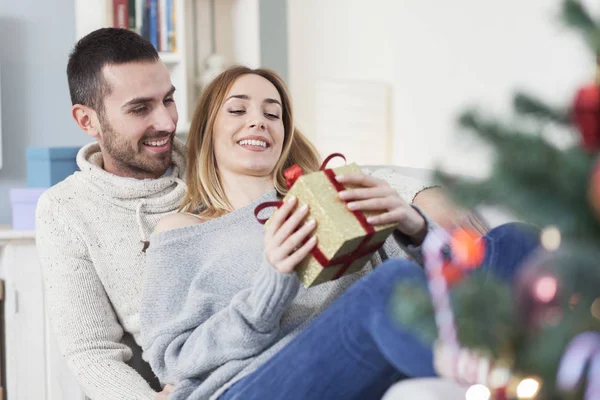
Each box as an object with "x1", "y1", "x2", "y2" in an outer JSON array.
[{"x1": 67, "y1": 28, "x2": 159, "y2": 111}]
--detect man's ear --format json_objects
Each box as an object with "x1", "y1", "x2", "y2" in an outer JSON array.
[{"x1": 72, "y1": 104, "x2": 101, "y2": 139}]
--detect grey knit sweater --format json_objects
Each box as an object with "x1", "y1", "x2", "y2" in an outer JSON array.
[{"x1": 140, "y1": 187, "x2": 428, "y2": 400}]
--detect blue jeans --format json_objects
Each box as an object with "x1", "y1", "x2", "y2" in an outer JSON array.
[{"x1": 219, "y1": 223, "x2": 539, "y2": 400}]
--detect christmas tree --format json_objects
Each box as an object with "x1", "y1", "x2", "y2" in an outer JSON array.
[{"x1": 393, "y1": 1, "x2": 600, "y2": 399}]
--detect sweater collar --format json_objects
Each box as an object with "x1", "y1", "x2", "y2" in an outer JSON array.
[{"x1": 75, "y1": 137, "x2": 188, "y2": 212}]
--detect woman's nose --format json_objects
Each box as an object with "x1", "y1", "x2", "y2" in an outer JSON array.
[{"x1": 248, "y1": 119, "x2": 266, "y2": 130}]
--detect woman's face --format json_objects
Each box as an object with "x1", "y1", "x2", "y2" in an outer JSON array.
[{"x1": 213, "y1": 74, "x2": 285, "y2": 179}]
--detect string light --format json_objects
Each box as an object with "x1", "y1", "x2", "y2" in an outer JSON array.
[
  {"x1": 540, "y1": 226, "x2": 561, "y2": 251},
  {"x1": 534, "y1": 276, "x2": 558, "y2": 303},
  {"x1": 516, "y1": 377, "x2": 541, "y2": 399},
  {"x1": 488, "y1": 366, "x2": 511, "y2": 389},
  {"x1": 465, "y1": 384, "x2": 491, "y2": 400}
]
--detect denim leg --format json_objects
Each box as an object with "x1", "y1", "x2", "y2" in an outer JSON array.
[
  {"x1": 219, "y1": 223, "x2": 539, "y2": 400},
  {"x1": 481, "y1": 222, "x2": 540, "y2": 282},
  {"x1": 219, "y1": 260, "x2": 434, "y2": 400}
]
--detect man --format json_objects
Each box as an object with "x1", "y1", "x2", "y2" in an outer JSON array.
[
  {"x1": 36, "y1": 27, "x2": 483, "y2": 400},
  {"x1": 36, "y1": 28, "x2": 181, "y2": 399}
]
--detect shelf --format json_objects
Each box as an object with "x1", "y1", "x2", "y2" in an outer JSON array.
[
  {"x1": 159, "y1": 52, "x2": 181, "y2": 65},
  {"x1": 0, "y1": 229, "x2": 35, "y2": 242}
]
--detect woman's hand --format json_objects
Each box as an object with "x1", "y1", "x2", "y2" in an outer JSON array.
[
  {"x1": 264, "y1": 196, "x2": 318, "y2": 274},
  {"x1": 336, "y1": 173, "x2": 428, "y2": 244}
]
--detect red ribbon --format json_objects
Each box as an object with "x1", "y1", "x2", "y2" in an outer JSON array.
[
  {"x1": 320, "y1": 167, "x2": 377, "y2": 279},
  {"x1": 283, "y1": 153, "x2": 346, "y2": 188},
  {"x1": 254, "y1": 200, "x2": 284, "y2": 224},
  {"x1": 319, "y1": 153, "x2": 346, "y2": 171},
  {"x1": 254, "y1": 153, "x2": 382, "y2": 282}
]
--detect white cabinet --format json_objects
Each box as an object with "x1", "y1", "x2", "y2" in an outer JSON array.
[{"x1": 0, "y1": 232, "x2": 84, "y2": 400}]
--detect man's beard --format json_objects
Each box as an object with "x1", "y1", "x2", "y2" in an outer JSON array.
[{"x1": 99, "y1": 115, "x2": 174, "y2": 178}]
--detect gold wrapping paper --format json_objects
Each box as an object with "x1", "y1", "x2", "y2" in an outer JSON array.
[{"x1": 282, "y1": 163, "x2": 397, "y2": 287}]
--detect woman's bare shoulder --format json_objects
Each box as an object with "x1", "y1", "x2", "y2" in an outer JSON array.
[{"x1": 154, "y1": 212, "x2": 205, "y2": 234}]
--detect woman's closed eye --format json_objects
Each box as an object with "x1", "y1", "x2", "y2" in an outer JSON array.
[{"x1": 227, "y1": 108, "x2": 279, "y2": 119}]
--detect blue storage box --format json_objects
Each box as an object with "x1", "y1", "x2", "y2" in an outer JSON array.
[
  {"x1": 26, "y1": 147, "x2": 80, "y2": 187},
  {"x1": 9, "y1": 188, "x2": 47, "y2": 231}
]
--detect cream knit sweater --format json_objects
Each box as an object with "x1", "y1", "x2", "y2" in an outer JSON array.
[
  {"x1": 35, "y1": 139, "x2": 430, "y2": 400},
  {"x1": 35, "y1": 139, "x2": 188, "y2": 400}
]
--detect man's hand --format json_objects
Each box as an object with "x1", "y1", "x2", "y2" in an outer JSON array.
[
  {"x1": 155, "y1": 384, "x2": 173, "y2": 400},
  {"x1": 412, "y1": 187, "x2": 489, "y2": 234}
]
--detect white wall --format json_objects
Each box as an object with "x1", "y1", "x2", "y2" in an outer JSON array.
[
  {"x1": 230, "y1": 0, "x2": 289, "y2": 79},
  {"x1": 0, "y1": 0, "x2": 88, "y2": 226},
  {"x1": 232, "y1": 0, "x2": 261, "y2": 68},
  {"x1": 288, "y1": 0, "x2": 598, "y2": 174},
  {"x1": 193, "y1": 0, "x2": 288, "y2": 83}
]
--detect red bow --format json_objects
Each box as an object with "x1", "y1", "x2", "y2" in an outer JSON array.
[
  {"x1": 254, "y1": 153, "x2": 348, "y2": 224},
  {"x1": 283, "y1": 153, "x2": 347, "y2": 188},
  {"x1": 284, "y1": 164, "x2": 304, "y2": 188}
]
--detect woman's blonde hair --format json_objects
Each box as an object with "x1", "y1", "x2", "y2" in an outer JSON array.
[{"x1": 180, "y1": 66, "x2": 321, "y2": 218}]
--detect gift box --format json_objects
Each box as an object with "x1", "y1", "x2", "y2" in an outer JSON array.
[
  {"x1": 9, "y1": 188, "x2": 47, "y2": 231},
  {"x1": 259, "y1": 157, "x2": 397, "y2": 288},
  {"x1": 26, "y1": 147, "x2": 80, "y2": 188}
]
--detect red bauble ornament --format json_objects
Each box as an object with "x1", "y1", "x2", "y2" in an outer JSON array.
[
  {"x1": 572, "y1": 84, "x2": 600, "y2": 151},
  {"x1": 514, "y1": 250, "x2": 563, "y2": 331}
]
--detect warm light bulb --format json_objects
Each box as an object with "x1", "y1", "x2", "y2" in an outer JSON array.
[
  {"x1": 488, "y1": 366, "x2": 511, "y2": 388},
  {"x1": 465, "y1": 384, "x2": 491, "y2": 400},
  {"x1": 540, "y1": 226, "x2": 561, "y2": 251},
  {"x1": 534, "y1": 276, "x2": 558, "y2": 303},
  {"x1": 516, "y1": 378, "x2": 541, "y2": 399}
]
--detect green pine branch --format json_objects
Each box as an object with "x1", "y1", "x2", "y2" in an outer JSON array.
[
  {"x1": 393, "y1": 4, "x2": 600, "y2": 398},
  {"x1": 561, "y1": 0, "x2": 600, "y2": 53},
  {"x1": 392, "y1": 280, "x2": 437, "y2": 344},
  {"x1": 451, "y1": 272, "x2": 516, "y2": 357},
  {"x1": 392, "y1": 248, "x2": 600, "y2": 399},
  {"x1": 513, "y1": 92, "x2": 571, "y2": 126},
  {"x1": 516, "y1": 246, "x2": 600, "y2": 387},
  {"x1": 436, "y1": 110, "x2": 600, "y2": 240},
  {"x1": 393, "y1": 273, "x2": 518, "y2": 358}
]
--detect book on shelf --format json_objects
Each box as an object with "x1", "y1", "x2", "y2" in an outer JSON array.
[
  {"x1": 107, "y1": 0, "x2": 177, "y2": 53},
  {"x1": 148, "y1": 0, "x2": 158, "y2": 50},
  {"x1": 167, "y1": 0, "x2": 176, "y2": 53},
  {"x1": 112, "y1": 0, "x2": 128, "y2": 29},
  {"x1": 128, "y1": 0, "x2": 136, "y2": 30},
  {"x1": 158, "y1": 0, "x2": 168, "y2": 53}
]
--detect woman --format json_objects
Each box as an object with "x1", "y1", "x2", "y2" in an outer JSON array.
[{"x1": 140, "y1": 66, "x2": 537, "y2": 400}]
